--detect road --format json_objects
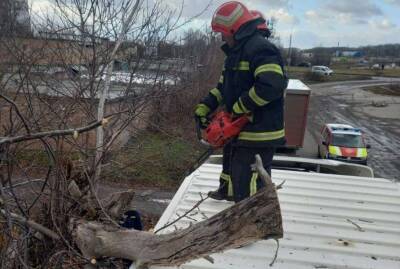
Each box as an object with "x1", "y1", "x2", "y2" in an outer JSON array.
[{"x1": 303, "y1": 77, "x2": 400, "y2": 181}]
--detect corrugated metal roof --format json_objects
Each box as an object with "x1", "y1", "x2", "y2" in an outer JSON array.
[{"x1": 150, "y1": 159, "x2": 400, "y2": 269}]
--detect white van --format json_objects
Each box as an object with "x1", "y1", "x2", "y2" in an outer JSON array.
[{"x1": 311, "y1": 65, "x2": 333, "y2": 76}]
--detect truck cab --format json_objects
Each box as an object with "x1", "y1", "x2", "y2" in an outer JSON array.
[{"x1": 318, "y1": 123, "x2": 370, "y2": 165}]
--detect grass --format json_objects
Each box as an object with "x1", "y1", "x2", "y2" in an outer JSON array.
[
  {"x1": 12, "y1": 148, "x2": 81, "y2": 168},
  {"x1": 103, "y1": 131, "x2": 205, "y2": 188},
  {"x1": 5, "y1": 130, "x2": 204, "y2": 189},
  {"x1": 287, "y1": 66, "x2": 400, "y2": 83},
  {"x1": 288, "y1": 67, "x2": 372, "y2": 84},
  {"x1": 15, "y1": 149, "x2": 52, "y2": 166}
]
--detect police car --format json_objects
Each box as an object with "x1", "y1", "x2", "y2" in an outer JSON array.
[{"x1": 318, "y1": 124, "x2": 370, "y2": 165}]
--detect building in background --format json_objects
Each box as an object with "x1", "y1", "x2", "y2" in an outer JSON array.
[{"x1": 0, "y1": 0, "x2": 31, "y2": 36}]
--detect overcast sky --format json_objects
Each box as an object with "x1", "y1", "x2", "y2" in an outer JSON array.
[{"x1": 29, "y1": 0, "x2": 400, "y2": 49}]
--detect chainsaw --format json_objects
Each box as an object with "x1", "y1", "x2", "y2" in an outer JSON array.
[
  {"x1": 184, "y1": 111, "x2": 249, "y2": 177},
  {"x1": 197, "y1": 111, "x2": 250, "y2": 148}
]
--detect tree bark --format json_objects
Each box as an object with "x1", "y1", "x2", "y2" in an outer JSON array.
[{"x1": 72, "y1": 184, "x2": 282, "y2": 267}]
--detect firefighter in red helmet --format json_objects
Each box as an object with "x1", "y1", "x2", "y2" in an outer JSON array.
[{"x1": 195, "y1": 1, "x2": 287, "y2": 202}]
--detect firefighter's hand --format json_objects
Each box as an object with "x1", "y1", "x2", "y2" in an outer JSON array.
[
  {"x1": 195, "y1": 103, "x2": 210, "y2": 129},
  {"x1": 232, "y1": 111, "x2": 242, "y2": 119},
  {"x1": 195, "y1": 116, "x2": 209, "y2": 129}
]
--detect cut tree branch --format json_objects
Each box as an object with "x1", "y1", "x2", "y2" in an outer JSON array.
[
  {"x1": 72, "y1": 180, "x2": 283, "y2": 268},
  {"x1": 253, "y1": 154, "x2": 274, "y2": 189}
]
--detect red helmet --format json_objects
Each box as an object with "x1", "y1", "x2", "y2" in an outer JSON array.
[
  {"x1": 211, "y1": 1, "x2": 255, "y2": 36},
  {"x1": 250, "y1": 10, "x2": 268, "y2": 30}
]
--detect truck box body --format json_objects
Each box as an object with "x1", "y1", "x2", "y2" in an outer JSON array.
[
  {"x1": 149, "y1": 156, "x2": 400, "y2": 269},
  {"x1": 285, "y1": 80, "x2": 311, "y2": 149}
]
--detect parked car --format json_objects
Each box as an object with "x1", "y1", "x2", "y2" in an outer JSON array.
[
  {"x1": 371, "y1": 63, "x2": 381, "y2": 70},
  {"x1": 311, "y1": 65, "x2": 333, "y2": 76},
  {"x1": 318, "y1": 123, "x2": 370, "y2": 165}
]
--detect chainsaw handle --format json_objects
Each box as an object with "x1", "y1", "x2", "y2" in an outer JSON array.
[
  {"x1": 195, "y1": 117, "x2": 212, "y2": 147},
  {"x1": 231, "y1": 114, "x2": 250, "y2": 127}
]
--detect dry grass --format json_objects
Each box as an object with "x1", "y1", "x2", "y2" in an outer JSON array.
[
  {"x1": 288, "y1": 66, "x2": 400, "y2": 78},
  {"x1": 103, "y1": 131, "x2": 205, "y2": 188}
]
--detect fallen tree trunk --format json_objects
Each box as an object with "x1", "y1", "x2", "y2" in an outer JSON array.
[{"x1": 72, "y1": 182, "x2": 283, "y2": 268}]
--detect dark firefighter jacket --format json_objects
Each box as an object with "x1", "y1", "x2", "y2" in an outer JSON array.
[{"x1": 197, "y1": 19, "x2": 288, "y2": 147}]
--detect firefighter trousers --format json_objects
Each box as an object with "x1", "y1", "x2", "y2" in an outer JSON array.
[{"x1": 217, "y1": 143, "x2": 275, "y2": 203}]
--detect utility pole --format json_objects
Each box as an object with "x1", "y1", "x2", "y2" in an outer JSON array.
[{"x1": 287, "y1": 32, "x2": 293, "y2": 69}]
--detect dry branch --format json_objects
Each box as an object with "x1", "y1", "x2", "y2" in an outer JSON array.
[
  {"x1": 72, "y1": 182, "x2": 283, "y2": 268},
  {"x1": 0, "y1": 118, "x2": 110, "y2": 145},
  {"x1": 254, "y1": 154, "x2": 274, "y2": 189},
  {"x1": 154, "y1": 192, "x2": 209, "y2": 234},
  {"x1": 0, "y1": 209, "x2": 60, "y2": 240}
]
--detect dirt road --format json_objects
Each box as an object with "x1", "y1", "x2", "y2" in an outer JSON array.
[{"x1": 305, "y1": 77, "x2": 400, "y2": 181}]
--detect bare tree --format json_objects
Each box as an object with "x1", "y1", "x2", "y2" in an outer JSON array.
[
  {"x1": 94, "y1": 0, "x2": 143, "y2": 190},
  {"x1": 0, "y1": 0, "x2": 209, "y2": 266},
  {"x1": 0, "y1": 1, "x2": 283, "y2": 268}
]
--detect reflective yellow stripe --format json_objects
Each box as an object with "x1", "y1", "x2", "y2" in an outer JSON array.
[
  {"x1": 239, "y1": 129, "x2": 285, "y2": 141},
  {"x1": 220, "y1": 173, "x2": 233, "y2": 196},
  {"x1": 219, "y1": 75, "x2": 224, "y2": 84},
  {"x1": 210, "y1": 88, "x2": 222, "y2": 104},
  {"x1": 249, "y1": 86, "x2": 269, "y2": 106},
  {"x1": 213, "y1": 5, "x2": 244, "y2": 27},
  {"x1": 234, "y1": 61, "x2": 250, "y2": 71},
  {"x1": 220, "y1": 172, "x2": 230, "y2": 180},
  {"x1": 254, "y1": 64, "x2": 283, "y2": 77},
  {"x1": 238, "y1": 97, "x2": 250, "y2": 113},
  {"x1": 233, "y1": 102, "x2": 244, "y2": 114},
  {"x1": 357, "y1": 148, "x2": 368, "y2": 158},
  {"x1": 250, "y1": 172, "x2": 258, "y2": 196},
  {"x1": 329, "y1": 146, "x2": 341, "y2": 156},
  {"x1": 195, "y1": 103, "x2": 210, "y2": 117}
]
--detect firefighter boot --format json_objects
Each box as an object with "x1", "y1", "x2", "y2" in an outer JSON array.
[{"x1": 208, "y1": 190, "x2": 233, "y2": 201}]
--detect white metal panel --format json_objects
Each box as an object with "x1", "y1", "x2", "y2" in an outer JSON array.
[
  {"x1": 151, "y1": 162, "x2": 400, "y2": 269},
  {"x1": 287, "y1": 79, "x2": 311, "y2": 92}
]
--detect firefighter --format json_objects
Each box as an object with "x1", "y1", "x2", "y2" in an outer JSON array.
[{"x1": 194, "y1": 2, "x2": 288, "y2": 203}]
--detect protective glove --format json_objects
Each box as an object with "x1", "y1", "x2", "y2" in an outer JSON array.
[
  {"x1": 196, "y1": 116, "x2": 209, "y2": 129},
  {"x1": 194, "y1": 103, "x2": 210, "y2": 129}
]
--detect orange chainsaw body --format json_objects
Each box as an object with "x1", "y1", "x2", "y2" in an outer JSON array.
[{"x1": 204, "y1": 112, "x2": 249, "y2": 148}]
